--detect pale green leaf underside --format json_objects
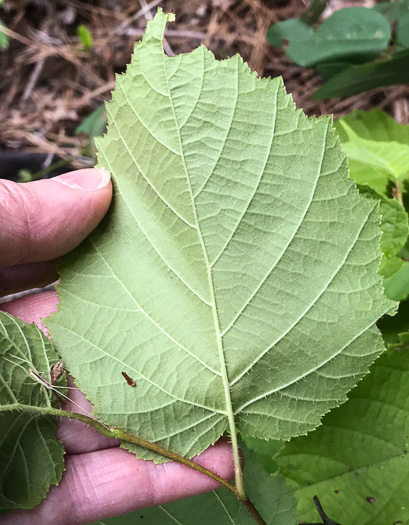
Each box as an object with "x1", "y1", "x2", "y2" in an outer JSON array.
[
  {"x1": 0, "y1": 312, "x2": 65, "y2": 510},
  {"x1": 276, "y1": 347, "x2": 409, "y2": 525},
  {"x1": 47, "y1": 10, "x2": 394, "y2": 461}
]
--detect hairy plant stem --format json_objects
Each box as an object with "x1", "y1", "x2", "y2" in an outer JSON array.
[
  {"x1": 394, "y1": 181, "x2": 404, "y2": 207},
  {"x1": 9, "y1": 404, "x2": 267, "y2": 525}
]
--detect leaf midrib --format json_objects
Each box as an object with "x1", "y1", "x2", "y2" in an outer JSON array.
[{"x1": 161, "y1": 49, "x2": 237, "y2": 444}]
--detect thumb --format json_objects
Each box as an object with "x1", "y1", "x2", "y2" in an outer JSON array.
[{"x1": 0, "y1": 169, "x2": 112, "y2": 267}]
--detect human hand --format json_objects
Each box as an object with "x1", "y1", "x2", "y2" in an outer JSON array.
[{"x1": 0, "y1": 169, "x2": 234, "y2": 525}]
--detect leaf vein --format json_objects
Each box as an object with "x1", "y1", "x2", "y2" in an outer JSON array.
[{"x1": 221, "y1": 120, "x2": 331, "y2": 337}]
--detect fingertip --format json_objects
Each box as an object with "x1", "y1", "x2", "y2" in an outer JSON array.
[
  {"x1": 53, "y1": 168, "x2": 111, "y2": 192},
  {"x1": 0, "y1": 290, "x2": 59, "y2": 336},
  {"x1": 0, "y1": 169, "x2": 113, "y2": 266}
]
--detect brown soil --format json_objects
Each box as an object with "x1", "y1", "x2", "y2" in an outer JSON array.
[{"x1": 1, "y1": 0, "x2": 408, "y2": 167}]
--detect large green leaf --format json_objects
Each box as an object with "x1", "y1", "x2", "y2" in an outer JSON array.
[
  {"x1": 91, "y1": 447, "x2": 298, "y2": 525},
  {"x1": 47, "y1": 10, "x2": 395, "y2": 464},
  {"x1": 266, "y1": 8, "x2": 390, "y2": 68},
  {"x1": 0, "y1": 312, "x2": 65, "y2": 511},
  {"x1": 311, "y1": 48, "x2": 409, "y2": 99},
  {"x1": 276, "y1": 345, "x2": 409, "y2": 525}
]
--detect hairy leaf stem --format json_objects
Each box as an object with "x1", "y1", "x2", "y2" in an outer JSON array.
[{"x1": 7, "y1": 404, "x2": 266, "y2": 525}]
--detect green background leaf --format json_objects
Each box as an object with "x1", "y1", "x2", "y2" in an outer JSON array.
[
  {"x1": 334, "y1": 110, "x2": 409, "y2": 300},
  {"x1": 266, "y1": 19, "x2": 311, "y2": 49},
  {"x1": 356, "y1": 187, "x2": 408, "y2": 259},
  {"x1": 382, "y1": 260, "x2": 409, "y2": 301},
  {"x1": 276, "y1": 346, "x2": 409, "y2": 525},
  {"x1": 0, "y1": 20, "x2": 8, "y2": 50},
  {"x1": 396, "y1": 12, "x2": 409, "y2": 50},
  {"x1": 378, "y1": 296, "x2": 409, "y2": 345},
  {"x1": 0, "y1": 312, "x2": 65, "y2": 511},
  {"x1": 47, "y1": 9, "x2": 394, "y2": 465},
  {"x1": 334, "y1": 109, "x2": 409, "y2": 145},
  {"x1": 77, "y1": 24, "x2": 93, "y2": 50},
  {"x1": 336, "y1": 121, "x2": 409, "y2": 194},
  {"x1": 240, "y1": 434, "x2": 282, "y2": 474},
  {"x1": 267, "y1": 8, "x2": 390, "y2": 68},
  {"x1": 372, "y1": 0, "x2": 409, "y2": 22},
  {"x1": 312, "y1": 49, "x2": 409, "y2": 99}
]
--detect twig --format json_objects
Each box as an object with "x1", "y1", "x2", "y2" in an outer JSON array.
[
  {"x1": 22, "y1": 58, "x2": 46, "y2": 101},
  {"x1": 116, "y1": 0, "x2": 163, "y2": 32}
]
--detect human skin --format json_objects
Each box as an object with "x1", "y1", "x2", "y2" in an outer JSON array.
[{"x1": 0, "y1": 169, "x2": 234, "y2": 525}]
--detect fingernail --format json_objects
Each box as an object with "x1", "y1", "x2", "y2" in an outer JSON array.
[{"x1": 54, "y1": 168, "x2": 111, "y2": 191}]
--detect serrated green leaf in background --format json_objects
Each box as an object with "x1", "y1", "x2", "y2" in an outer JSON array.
[
  {"x1": 337, "y1": 121, "x2": 409, "y2": 195},
  {"x1": 334, "y1": 109, "x2": 409, "y2": 145},
  {"x1": 91, "y1": 446, "x2": 298, "y2": 525},
  {"x1": 47, "y1": 9, "x2": 395, "y2": 469},
  {"x1": 240, "y1": 434, "x2": 282, "y2": 474},
  {"x1": 378, "y1": 197, "x2": 408, "y2": 257},
  {"x1": 335, "y1": 115, "x2": 409, "y2": 300},
  {"x1": 378, "y1": 256, "x2": 409, "y2": 302},
  {"x1": 378, "y1": 296, "x2": 409, "y2": 345},
  {"x1": 357, "y1": 186, "x2": 408, "y2": 258},
  {"x1": 382, "y1": 260, "x2": 409, "y2": 301},
  {"x1": 267, "y1": 7, "x2": 390, "y2": 68},
  {"x1": 311, "y1": 48, "x2": 409, "y2": 99},
  {"x1": 0, "y1": 312, "x2": 65, "y2": 511},
  {"x1": 276, "y1": 346, "x2": 409, "y2": 525}
]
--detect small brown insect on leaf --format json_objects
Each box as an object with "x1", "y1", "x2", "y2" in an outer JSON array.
[
  {"x1": 50, "y1": 360, "x2": 64, "y2": 383},
  {"x1": 121, "y1": 371, "x2": 136, "y2": 387}
]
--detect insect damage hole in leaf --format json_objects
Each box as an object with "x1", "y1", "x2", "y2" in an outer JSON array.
[{"x1": 46, "y1": 8, "x2": 396, "y2": 499}]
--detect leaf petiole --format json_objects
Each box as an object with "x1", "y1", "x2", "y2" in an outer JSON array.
[{"x1": 3, "y1": 403, "x2": 267, "y2": 525}]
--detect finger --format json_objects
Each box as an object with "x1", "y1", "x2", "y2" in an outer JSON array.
[
  {"x1": 0, "y1": 290, "x2": 58, "y2": 336},
  {"x1": 0, "y1": 260, "x2": 58, "y2": 297},
  {"x1": 3, "y1": 441, "x2": 235, "y2": 525},
  {"x1": 0, "y1": 168, "x2": 112, "y2": 267},
  {"x1": 56, "y1": 376, "x2": 120, "y2": 454}
]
